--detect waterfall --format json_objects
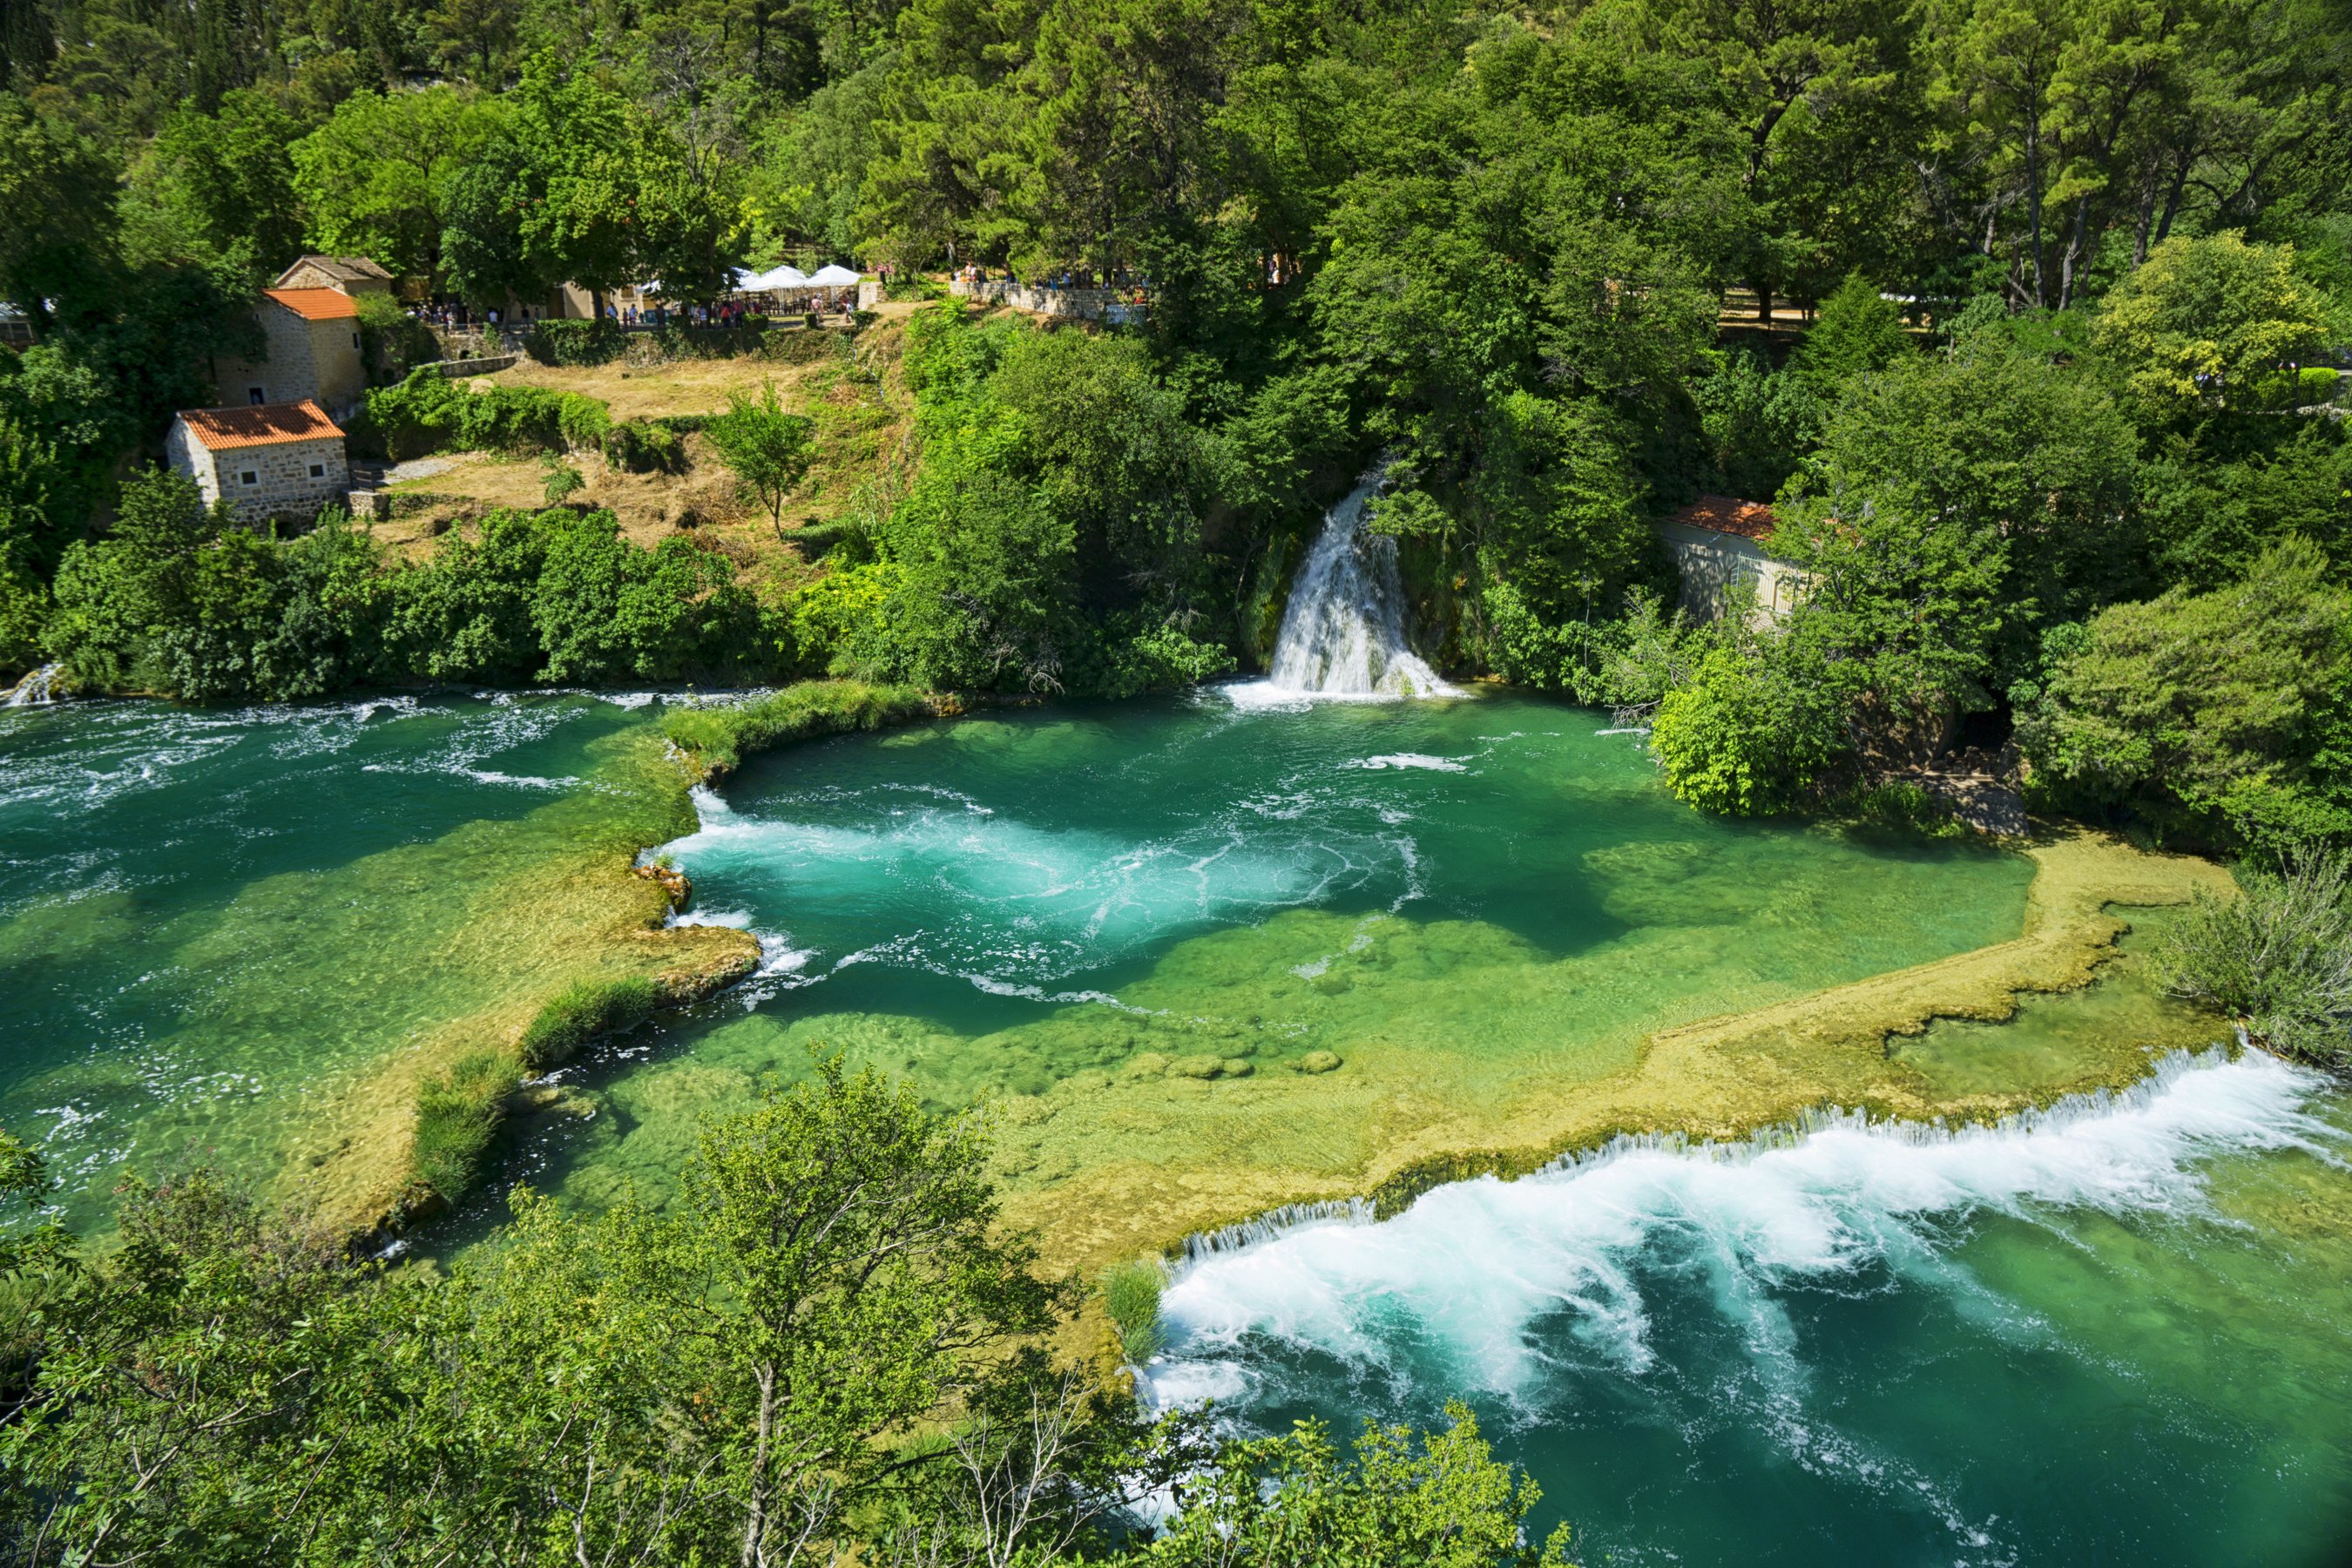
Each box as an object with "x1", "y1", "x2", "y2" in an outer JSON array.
[
  {"x1": 3, "y1": 663, "x2": 59, "y2": 708},
  {"x1": 1258, "y1": 476, "x2": 1456, "y2": 700}
]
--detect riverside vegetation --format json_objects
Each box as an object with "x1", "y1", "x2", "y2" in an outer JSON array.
[{"x1": 0, "y1": 1071, "x2": 1572, "y2": 1568}]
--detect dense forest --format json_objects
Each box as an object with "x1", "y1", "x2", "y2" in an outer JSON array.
[{"x1": 3, "y1": 0, "x2": 2350, "y2": 851}]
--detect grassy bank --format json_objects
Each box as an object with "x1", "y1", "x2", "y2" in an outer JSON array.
[
  {"x1": 664, "y1": 679, "x2": 936, "y2": 778},
  {"x1": 385, "y1": 685, "x2": 935, "y2": 1223}
]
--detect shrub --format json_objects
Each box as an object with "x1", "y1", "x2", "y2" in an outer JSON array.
[
  {"x1": 1101, "y1": 1257, "x2": 1167, "y2": 1364},
  {"x1": 602, "y1": 417, "x2": 685, "y2": 474},
  {"x1": 525, "y1": 317, "x2": 628, "y2": 367},
  {"x1": 1838, "y1": 780, "x2": 1965, "y2": 840},
  {"x1": 517, "y1": 977, "x2": 659, "y2": 1071},
  {"x1": 1650, "y1": 645, "x2": 1850, "y2": 815},
  {"x1": 410, "y1": 1049, "x2": 515, "y2": 1202},
  {"x1": 2153, "y1": 848, "x2": 2352, "y2": 1067},
  {"x1": 359, "y1": 369, "x2": 612, "y2": 460},
  {"x1": 661, "y1": 679, "x2": 930, "y2": 775}
]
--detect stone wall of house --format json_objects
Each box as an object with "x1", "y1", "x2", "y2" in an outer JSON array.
[
  {"x1": 946, "y1": 278, "x2": 1146, "y2": 324},
  {"x1": 1654, "y1": 521, "x2": 1804, "y2": 625},
  {"x1": 278, "y1": 261, "x2": 391, "y2": 295},
  {"x1": 211, "y1": 306, "x2": 366, "y2": 415},
  {"x1": 188, "y1": 436, "x2": 352, "y2": 523}
]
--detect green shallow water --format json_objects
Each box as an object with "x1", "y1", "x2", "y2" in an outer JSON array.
[
  {"x1": 0, "y1": 692, "x2": 686, "y2": 1228},
  {"x1": 467, "y1": 689, "x2": 2040, "y2": 1214}
]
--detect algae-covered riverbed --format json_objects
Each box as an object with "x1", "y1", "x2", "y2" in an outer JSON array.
[{"x1": 7, "y1": 686, "x2": 2349, "y2": 1562}]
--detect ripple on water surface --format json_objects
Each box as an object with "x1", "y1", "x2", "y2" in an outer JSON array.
[{"x1": 0, "y1": 693, "x2": 676, "y2": 1224}]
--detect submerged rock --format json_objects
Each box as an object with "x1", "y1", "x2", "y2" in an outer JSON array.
[
  {"x1": 1166, "y1": 1053, "x2": 1226, "y2": 1079},
  {"x1": 1294, "y1": 1051, "x2": 1343, "y2": 1074}
]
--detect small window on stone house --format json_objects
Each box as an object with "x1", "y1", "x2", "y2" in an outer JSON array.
[
  {"x1": 352, "y1": 332, "x2": 361, "y2": 349},
  {"x1": 239, "y1": 470, "x2": 259, "y2": 487},
  {"x1": 308, "y1": 463, "x2": 326, "y2": 478},
  {"x1": 247, "y1": 387, "x2": 266, "y2": 405}
]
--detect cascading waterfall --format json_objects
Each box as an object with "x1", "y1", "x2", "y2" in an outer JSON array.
[
  {"x1": 1260, "y1": 475, "x2": 1455, "y2": 699},
  {"x1": 3, "y1": 663, "x2": 60, "y2": 707}
]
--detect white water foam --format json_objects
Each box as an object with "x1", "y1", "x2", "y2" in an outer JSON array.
[
  {"x1": 666, "y1": 781, "x2": 1419, "y2": 983},
  {"x1": 1346, "y1": 753, "x2": 1470, "y2": 773},
  {"x1": 1146, "y1": 1049, "x2": 2330, "y2": 1406},
  {"x1": 1227, "y1": 473, "x2": 1458, "y2": 705}
]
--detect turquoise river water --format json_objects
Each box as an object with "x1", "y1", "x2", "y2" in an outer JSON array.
[{"x1": 4, "y1": 686, "x2": 2349, "y2": 1564}]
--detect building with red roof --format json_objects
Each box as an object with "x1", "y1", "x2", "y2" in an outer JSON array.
[
  {"x1": 1654, "y1": 495, "x2": 1802, "y2": 622},
  {"x1": 166, "y1": 401, "x2": 350, "y2": 523},
  {"x1": 207, "y1": 288, "x2": 368, "y2": 416}
]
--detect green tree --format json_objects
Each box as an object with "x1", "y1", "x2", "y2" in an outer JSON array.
[
  {"x1": 2017, "y1": 537, "x2": 2352, "y2": 848},
  {"x1": 2092, "y1": 231, "x2": 2335, "y2": 418},
  {"x1": 0, "y1": 93, "x2": 121, "y2": 331},
  {"x1": 137, "y1": 88, "x2": 306, "y2": 272},
  {"x1": 1788, "y1": 271, "x2": 1915, "y2": 391},
  {"x1": 291, "y1": 87, "x2": 503, "y2": 278},
  {"x1": 706, "y1": 380, "x2": 816, "y2": 539},
  {"x1": 1144, "y1": 1404, "x2": 1574, "y2": 1568},
  {"x1": 1649, "y1": 635, "x2": 1855, "y2": 814}
]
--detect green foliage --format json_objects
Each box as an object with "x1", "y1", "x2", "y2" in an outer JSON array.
[
  {"x1": 1101, "y1": 1258, "x2": 1167, "y2": 1364},
  {"x1": 0, "y1": 92, "x2": 119, "y2": 330},
  {"x1": 1836, "y1": 781, "x2": 1968, "y2": 841},
  {"x1": 1650, "y1": 642, "x2": 1853, "y2": 815},
  {"x1": 2153, "y1": 849, "x2": 2352, "y2": 1068},
  {"x1": 290, "y1": 86, "x2": 498, "y2": 280},
  {"x1": 46, "y1": 474, "x2": 774, "y2": 700},
  {"x1": 517, "y1": 977, "x2": 658, "y2": 1071},
  {"x1": 524, "y1": 316, "x2": 629, "y2": 366},
  {"x1": 704, "y1": 379, "x2": 816, "y2": 536},
  {"x1": 662, "y1": 679, "x2": 932, "y2": 774},
  {"x1": 539, "y1": 453, "x2": 585, "y2": 505},
  {"x1": 1693, "y1": 346, "x2": 1821, "y2": 501},
  {"x1": 599, "y1": 416, "x2": 686, "y2": 473},
  {"x1": 362, "y1": 368, "x2": 612, "y2": 460},
  {"x1": 410, "y1": 1048, "x2": 515, "y2": 1201},
  {"x1": 354, "y1": 291, "x2": 439, "y2": 383},
  {"x1": 138, "y1": 88, "x2": 304, "y2": 273},
  {"x1": 2093, "y1": 233, "x2": 2334, "y2": 420},
  {"x1": 2017, "y1": 539, "x2": 2352, "y2": 851},
  {"x1": 1145, "y1": 1403, "x2": 1574, "y2": 1568},
  {"x1": 1789, "y1": 273, "x2": 1915, "y2": 392}
]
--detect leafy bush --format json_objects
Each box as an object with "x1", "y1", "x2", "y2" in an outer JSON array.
[
  {"x1": 524, "y1": 317, "x2": 629, "y2": 367},
  {"x1": 662, "y1": 679, "x2": 930, "y2": 775},
  {"x1": 2153, "y1": 849, "x2": 2352, "y2": 1067},
  {"x1": 601, "y1": 417, "x2": 685, "y2": 474},
  {"x1": 1837, "y1": 780, "x2": 1965, "y2": 840},
  {"x1": 360, "y1": 368, "x2": 612, "y2": 461},
  {"x1": 355, "y1": 293, "x2": 441, "y2": 385},
  {"x1": 410, "y1": 1049, "x2": 515, "y2": 1202},
  {"x1": 1649, "y1": 645, "x2": 1851, "y2": 814},
  {"x1": 1101, "y1": 1257, "x2": 1166, "y2": 1364},
  {"x1": 517, "y1": 977, "x2": 659, "y2": 1072}
]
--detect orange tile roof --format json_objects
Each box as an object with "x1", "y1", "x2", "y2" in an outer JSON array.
[
  {"x1": 1666, "y1": 494, "x2": 1775, "y2": 541},
  {"x1": 263, "y1": 287, "x2": 361, "y2": 321},
  {"x1": 177, "y1": 401, "x2": 345, "y2": 451}
]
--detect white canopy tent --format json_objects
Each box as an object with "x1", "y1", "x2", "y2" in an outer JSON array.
[
  {"x1": 808, "y1": 264, "x2": 861, "y2": 287},
  {"x1": 754, "y1": 265, "x2": 810, "y2": 291}
]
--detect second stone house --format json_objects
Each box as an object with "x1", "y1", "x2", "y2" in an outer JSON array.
[
  {"x1": 166, "y1": 401, "x2": 350, "y2": 524},
  {"x1": 209, "y1": 288, "x2": 368, "y2": 416}
]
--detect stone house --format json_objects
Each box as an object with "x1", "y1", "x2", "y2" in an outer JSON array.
[
  {"x1": 1654, "y1": 496, "x2": 1804, "y2": 623},
  {"x1": 209, "y1": 288, "x2": 367, "y2": 416},
  {"x1": 166, "y1": 402, "x2": 350, "y2": 524},
  {"x1": 272, "y1": 254, "x2": 396, "y2": 297}
]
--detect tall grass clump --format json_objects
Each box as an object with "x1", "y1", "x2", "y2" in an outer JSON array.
[
  {"x1": 663, "y1": 679, "x2": 929, "y2": 776},
  {"x1": 518, "y1": 977, "x2": 659, "y2": 1071},
  {"x1": 2153, "y1": 848, "x2": 2352, "y2": 1068},
  {"x1": 411, "y1": 1050, "x2": 516, "y2": 1203},
  {"x1": 1101, "y1": 1257, "x2": 1167, "y2": 1366}
]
